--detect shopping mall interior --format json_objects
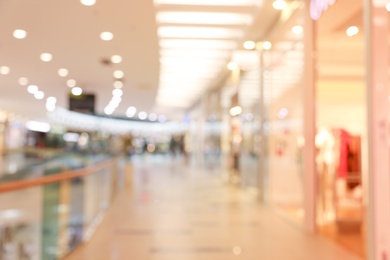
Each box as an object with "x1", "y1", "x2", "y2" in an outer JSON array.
[{"x1": 0, "y1": 0, "x2": 388, "y2": 259}]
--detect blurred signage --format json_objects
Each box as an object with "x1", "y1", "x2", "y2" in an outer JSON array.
[
  {"x1": 69, "y1": 93, "x2": 95, "y2": 114},
  {"x1": 310, "y1": 0, "x2": 336, "y2": 20}
]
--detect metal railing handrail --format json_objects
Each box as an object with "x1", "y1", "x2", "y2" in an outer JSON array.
[{"x1": 0, "y1": 157, "x2": 117, "y2": 193}]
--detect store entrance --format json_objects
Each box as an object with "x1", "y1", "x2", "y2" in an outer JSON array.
[{"x1": 315, "y1": 0, "x2": 366, "y2": 257}]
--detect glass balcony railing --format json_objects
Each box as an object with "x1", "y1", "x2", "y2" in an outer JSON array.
[{"x1": 0, "y1": 151, "x2": 125, "y2": 260}]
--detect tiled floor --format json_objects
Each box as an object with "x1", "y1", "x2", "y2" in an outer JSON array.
[{"x1": 64, "y1": 155, "x2": 364, "y2": 260}]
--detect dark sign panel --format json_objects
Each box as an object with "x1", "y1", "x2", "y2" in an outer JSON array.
[{"x1": 69, "y1": 93, "x2": 95, "y2": 114}]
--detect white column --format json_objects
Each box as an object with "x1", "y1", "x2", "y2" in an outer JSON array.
[
  {"x1": 303, "y1": 0, "x2": 317, "y2": 232},
  {"x1": 364, "y1": 1, "x2": 390, "y2": 259},
  {"x1": 258, "y1": 49, "x2": 265, "y2": 203}
]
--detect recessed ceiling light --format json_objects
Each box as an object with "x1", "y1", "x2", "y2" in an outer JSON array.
[
  {"x1": 243, "y1": 41, "x2": 255, "y2": 50},
  {"x1": 138, "y1": 111, "x2": 148, "y2": 120},
  {"x1": 112, "y1": 88, "x2": 123, "y2": 97},
  {"x1": 113, "y1": 70, "x2": 124, "y2": 79},
  {"x1": 27, "y1": 85, "x2": 38, "y2": 94},
  {"x1": 126, "y1": 106, "x2": 137, "y2": 117},
  {"x1": 114, "y1": 81, "x2": 123, "y2": 89},
  {"x1": 292, "y1": 26, "x2": 303, "y2": 35},
  {"x1": 46, "y1": 102, "x2": 56, "y2": 112},
  {"x1": 72, "y1": 87, "x2": 83, "y2": 96},
  {"x1": 100, "y1": 32, "x2": 113, "y2": 41},
  {"x1": 34, "y1": 91, "x2": 45, "y2": 100},
  {"x1": 227, "y1": 62, "x2": 238, "y2": 71},
  {"x1": 111, "y1": 55, "x2": 122, "y2": 64},
  {"x1": 13, "y1": 29, "x2": 27, "y2": 39},
  {"x1": 273, "y1": 0, "x2": 286, "y2": 10},
  {"x1": 80, "y1": 0, "x2": 96, "y2": 6},
  {"x1": 158, "y1": 115, "x2": 167, "y2": 123},
  {"x1": 0, "y1": 66, "x2": 10, "y2": 75},
  {"x1": 58, "y1": 68, "x2": 69, "y2": 77},
  {"x1": 46, "y1": 97, "x2": 57, "y2": 112},
  {"x1": 108, "y1": 99, "x2": 119, "y2": 108},
  {"x1": 47, "y1": 97, "x2": 57, "y2": 104},
  {"x1": 148, "y1": 113, "x2": 157, "y2": 121},
  {"x1": 67, "y1": 79, "x2": 76, "y2": 88},
  {"x1": 387, "y1": 3, "x2": 390, "y2": 12},
  {"x1": 18, "y1": 77, "x2": 28, "y2": 86},
  {"x1": 154, "y1": 0, "x2": 255, "y2": 5},
  {"x1": 262, "y1": 41, "x2": 272, "y2": 50},
  {"x1": 111, "y1": 96, "x2": 122, "y2": 104},
  {"x1": 104, "y1": 107, "x2": 114, "y2": 115},
  {"x1": 40, "y1": 53, "x2": 53, "y2": 62},
  {"x1": 346, "y1": 26, "x2": 359, "y2": 37}
]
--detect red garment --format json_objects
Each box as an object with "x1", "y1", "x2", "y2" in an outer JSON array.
[{"x1": 336, "y1": 129, "x2": 350, "y2": 178}]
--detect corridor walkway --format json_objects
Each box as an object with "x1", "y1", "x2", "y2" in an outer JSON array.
[{"x1": 65, "y1": 155, "x2": 363, "y2": 260}]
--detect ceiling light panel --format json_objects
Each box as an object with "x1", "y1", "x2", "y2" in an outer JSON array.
[
  {"x1": 156, "y1": 12, "x2": 253, "y2": 25},
  {"x1": 160, "y1": 57, "x2": 225, "y2": 67},
  {"x1": 158, "y1": 27, "x2": 244, "y2": 39},
  {"x1": 160, "y1": 68, "x2": 220, "y2": 78},
  {"x1": 160, "y1": 75, "x2": 210, "y2": 83},
  {"x1": 160, "y1": 71, "x2": 216, "y2": 79},
  {"x1": 154, "y1": 0, "x2": 258, "y2": 112},
  {"x1": 160, "y1": 49, "x2": 231, "y2": 59},
  {"x1": 159, "y1": 82, "x2": 207, "y2": 90},
  {"x1": 154, "y1": 0, "x2": 258, "y2": 6},
  {"x1": 160, "y1": 39, "x2": 237, "y2": 49}
]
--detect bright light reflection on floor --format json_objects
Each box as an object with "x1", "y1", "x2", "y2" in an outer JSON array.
[{"x1": 233, "y1": 246, "x2": 242, "y2": 255}]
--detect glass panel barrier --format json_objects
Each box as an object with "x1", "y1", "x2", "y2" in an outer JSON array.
[{"x1": 0, "y1": 155, "x2": 124, "y2": 260}]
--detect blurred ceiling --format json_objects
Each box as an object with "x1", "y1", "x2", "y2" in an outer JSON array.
[
  {"x1": 0, "y1": 0, "x2": 366, "y2": 127},
  {"x1": 0, "y1": 0, "x2": 281, "y2": 124}
]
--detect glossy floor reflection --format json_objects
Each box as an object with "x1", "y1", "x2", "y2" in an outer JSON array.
[{"x1": 65, "y1": 155, "x2": 363, "y2": 260}]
